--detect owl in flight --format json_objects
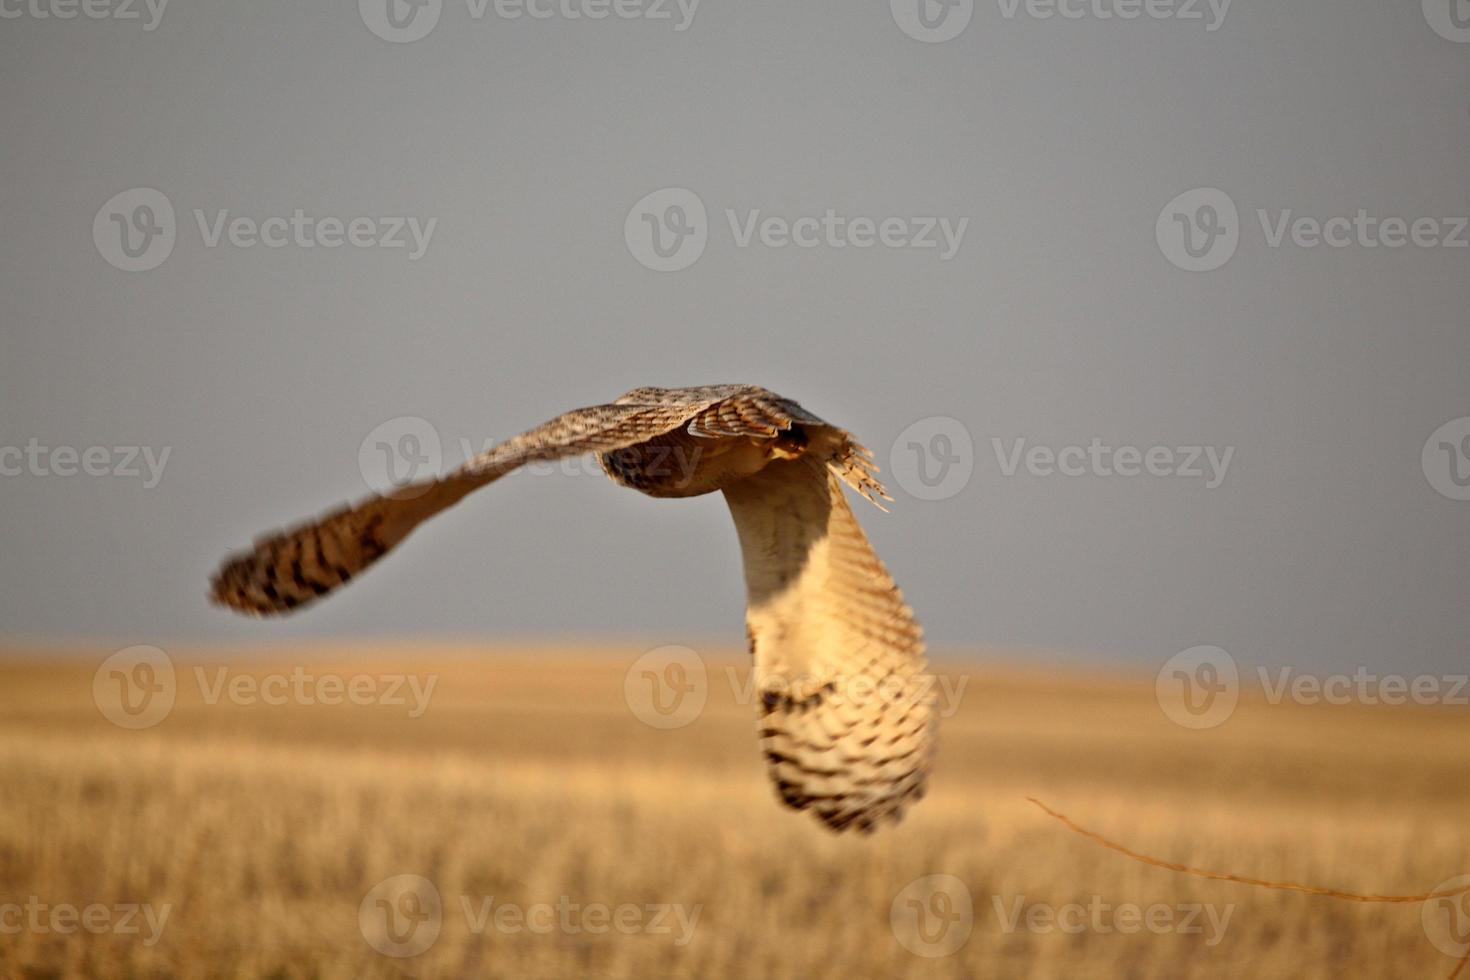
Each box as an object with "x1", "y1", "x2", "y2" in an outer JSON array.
[{"x1": 211, "y1": 385, "x2": 935, "y2": 832}]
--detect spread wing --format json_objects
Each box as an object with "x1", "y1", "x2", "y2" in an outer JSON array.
[
  {"x1": 722, "y1": 455, "x2": 935, "y2": 833},
  {"x1": 210, "y1": 399, "x2": 715, "y2": 616}
]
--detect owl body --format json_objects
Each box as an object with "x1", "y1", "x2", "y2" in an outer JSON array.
[
  {"x1": 210, "y1": 384, "x2": 934, "y2": 833},
  {"x1": 598, "y1": 424, "x2": 813, "y2": 498}
]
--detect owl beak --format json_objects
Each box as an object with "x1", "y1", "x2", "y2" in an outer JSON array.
[{"x1": 766, "y1": 424, "x2": 809, "y2": 461}]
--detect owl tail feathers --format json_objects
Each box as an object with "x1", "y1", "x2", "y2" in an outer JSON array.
[
  {"x1": 759, "y1": 675, "x2": 935, "y2": 834},
  {"x1": 209, "y1": 477, "x2": 477, "y2": 617}
]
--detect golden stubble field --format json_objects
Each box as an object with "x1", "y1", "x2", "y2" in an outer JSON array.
[{"x1": 0, "y1": 643, "x2": 1466, "y2": 980}]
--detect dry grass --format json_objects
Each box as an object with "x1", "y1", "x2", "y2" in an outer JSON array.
[{"x1": 0, "y1": 644, "x2": 1466, "y2": 979}]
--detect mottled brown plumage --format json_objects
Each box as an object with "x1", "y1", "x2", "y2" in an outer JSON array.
[{"x1": 210, "y1": 384, "x2": 934, "y2": 832}]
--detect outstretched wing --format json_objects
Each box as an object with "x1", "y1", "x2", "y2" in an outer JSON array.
[
  {"x1": 722, "y1": 455, "x2": 935, "y2": 833},
  {"x1": 459, "y1": 399, "x2": 710, "y2": 479},
  {"x1": 685, "y1": 390, "x2": 823, "y2": 439},
  {"x1": 210, "y1": 399, "x2": 714, "y2": 617}
]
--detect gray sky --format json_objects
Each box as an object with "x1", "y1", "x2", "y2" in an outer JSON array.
[{"x1": 2, "y1": 0, "x2": 1467, "y2": 673}]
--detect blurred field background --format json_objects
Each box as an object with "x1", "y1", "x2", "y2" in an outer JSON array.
[{"x1": 0, "y1": 644, "x2": 1466, "y2": 980}]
